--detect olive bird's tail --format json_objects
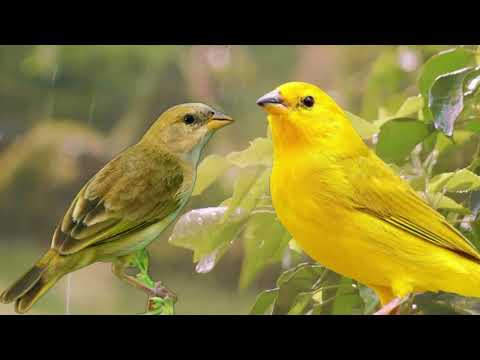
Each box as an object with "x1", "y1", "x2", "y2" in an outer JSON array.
[{"x1": 0, "y1": 249, "x2": 64, "y2": 314}]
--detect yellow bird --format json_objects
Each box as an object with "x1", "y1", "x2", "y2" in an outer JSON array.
[{"x1": 257, "y1": 82, "x2": 480, "y2": 315}]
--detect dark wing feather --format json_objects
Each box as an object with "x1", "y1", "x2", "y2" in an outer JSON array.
[
  {"x1": 341, "y1": 151, "x2": 480, "y2": 260},
  {"x1": 52, "y1": 143, "x2": 189, "y2": 255}
]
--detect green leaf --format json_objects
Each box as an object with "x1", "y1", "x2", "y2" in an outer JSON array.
[
  {"x1": 428, "y1": 66, "x2": 480, "y2": 136},
  {"x1": 419, "y1": 48, "x2": 476, "y2": 100},
  {"x1": 272, "y1": 263, "x2": 326, "y2": 315},
  {"x1": 376, "y1": 118, "x2": 433, "y2": 164},
  {"x1": 434, "y1": 194, "x2": 470, "y2": 214},
  {"x1": 249, "y1": 289, "x2": 279, "y2": 315},
  {"x1": 226, "y1": 138, "x2": 273, "y2": 168},
  {"x1": 361, "y1": 49, "x2": 409, "y2": 120},
  {"x1": 344, "y1": 111, "x2": 379, "y2": 139},
  {"x1": 145, "y1": 297, "x2": 176, "y2": 315},
  {"x1": 169, "y1": 168, "x2": 271, "y2": 272},
  {"x1": 358, "y1": 284, "x2": 379, "y2": 314},
  {"x1": 465, "y1": 120, "x2": 480, "y2": 134},
  {"x1": 470, "y1": 191, "x2": 480, "y2": 217},
  {"x1": 192, "y1": 154, "x2": 231, "y2": 196},
  {"x1": 331, "y1": 277, "x2": 362, "y2": 315},
  {"x1": 168, "y1": 206, "x2": 247, "y2": 266},
  {"x1": 239, "y1": 212, "x2": 291, "y2": 289},
  {"x1": 464, "y1": 68, "x2": 480, "y2": 97},
  {"x1": 223, "y1": 168, "x2": 271, "y2": 220},
  {"x1": 395, "y1": 95, "x2": 424, "y2": 118},
  {"x1": 288, "y1": 290, "x2": 319, "y2": 315},
  {"x1": 428, "y1": 169, "x2": 480, "y2": 193}
]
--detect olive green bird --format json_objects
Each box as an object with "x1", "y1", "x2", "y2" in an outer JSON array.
[{"x1": 0, "y1": 103, "x2": 233, "y2": 314}]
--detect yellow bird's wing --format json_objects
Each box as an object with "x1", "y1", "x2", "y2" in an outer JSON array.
[
  {"x1": 341, "y1": 151, "x2": 480, "y2": 261},
  {"x1": 52, "y1": 144, "x2": 188, "y2": 255}
]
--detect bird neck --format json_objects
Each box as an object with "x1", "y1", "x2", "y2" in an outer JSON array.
[
  {"x1": 141, "y1": 131, "x2": 212, "y2": 169},
  {"x1": 268, "y1": 112, "x2": 367, "y2": 162},
  {"x1": 177, "y1": 132, "x2": 213, "y2": 166}
]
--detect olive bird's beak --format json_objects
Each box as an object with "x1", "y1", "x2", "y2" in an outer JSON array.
[
  {"x1": 256, "y1": 89, "x2": 288, "y2": 115},
  {"x1": 206, "y1": 111, "x2": 234, "y2": 130}
]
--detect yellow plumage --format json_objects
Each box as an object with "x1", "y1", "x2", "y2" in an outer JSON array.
[{"x1": 257, "y1": 82, "x2": 480, "y2": 310}]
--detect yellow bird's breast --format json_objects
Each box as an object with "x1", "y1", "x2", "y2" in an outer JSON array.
[
  {"x1": 271, "y1": 157, "x2": 410, "y2": 289},
  {"x1": 271, "y1": 156, "x2": 480, "y2": 299}
]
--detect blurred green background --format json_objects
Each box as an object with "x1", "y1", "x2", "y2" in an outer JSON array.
[{"x1": 0, "y1": 45, "x2": 450, "y2": 314}]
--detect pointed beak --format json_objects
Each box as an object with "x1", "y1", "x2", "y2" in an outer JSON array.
[
  {"x1": 256, "y1": 89, "x2": 288, "y2": 115},
  {"x1": 206, "y1": 111, "x2": 234, "y2": 131}
]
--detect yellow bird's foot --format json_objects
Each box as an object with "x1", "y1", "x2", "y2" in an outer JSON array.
[{"x1": 373, "y1": 296, "x2": 408, "y2": 315}]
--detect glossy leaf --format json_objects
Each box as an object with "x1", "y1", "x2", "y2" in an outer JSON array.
[
  {"x1": 192, "y1": 155, "x2": 231, "y2": 196},
  {"x1": 428, "y1": 66, "x2": 479, "y2": 136},
  {"x1": 395, "y1": 95, "x2": 424, "y2": 118},
  {"x1": 418, "y1": 48, "x2": 476, "y2": 99},
  {"x1": 358, "y1": 284, "x2": 379, "y2": 314},
  {"x1": 249, "y1": 289, "x2": 278, "y2": 315},
  {"x1": 272, "y1": 263, "x2": 326, "y2": 315},
  {"x1": 471, "y1": 191, "x2": 480, "y2": 217},
  {"x1": 464, "y1": 68, "x2": 480, "y2": 96},
  {"x1": 239, "y1": 212, "x2": 291, "y2": 289},
  {"x1": 223, "y1": 168, "x2": 270, "y2": 220},
  {"x1": 345, "y1": 111, "x2": 379, "y2": 140},
  {"x1": 330, "y1": 277, "x2": 363, "y2": 315},
  {"x1": 168, "y1": 206, "x2": 247, "y2": 265},
  {"x1": 428, "y1": 168, "x2": 480, "y2": 193},
  {"x1": 434, "y1": 194, "x2": 470, "y2": 214},
  {"x1": 226, "y1": 138, "x2": 273, "y2": 168},
  {"x1": 376, "y1": 118, "x2": 432, "y2": 164},
  {"x1": 170, "y1": 168, "x2": 270, "y2": 272}
]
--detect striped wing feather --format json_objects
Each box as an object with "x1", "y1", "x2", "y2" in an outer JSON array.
[
  {"x1": 52, "y1": 144, "x2": 186, "y2": 255},
  {"x1": 342, "y1": 152, "x2": 480, "y2": 260}
]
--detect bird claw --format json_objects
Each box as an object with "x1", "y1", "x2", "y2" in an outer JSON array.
[{"x1": 151, "y1": 281, "x2": 177, "y2": 301}]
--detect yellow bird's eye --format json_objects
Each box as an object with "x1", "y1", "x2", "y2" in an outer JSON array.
[{"x1": 301, "y1": 96, "x2": 315, "y2": 108}]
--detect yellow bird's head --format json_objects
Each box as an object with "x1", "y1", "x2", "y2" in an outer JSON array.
[{"x1": 256, "y1": 82, "x2": 364, "y2": 155}]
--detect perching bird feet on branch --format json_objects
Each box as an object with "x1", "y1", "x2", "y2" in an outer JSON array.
[
  {"x1": 373, "y1": 296, "x2": 408, "y2": 315},
  {"x1": 113, "y1": 250, "x2": 177, "y2": 315}
]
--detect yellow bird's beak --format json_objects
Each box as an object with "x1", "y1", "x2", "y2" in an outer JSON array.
[
  {"x1": 256, "y1": 89, "x2": 288, "y2": 115},
  {"x1": 206, "y1": 111, "x2": 234, "y2": 130}
]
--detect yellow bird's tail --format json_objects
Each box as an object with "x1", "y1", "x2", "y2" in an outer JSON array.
[{"x1": 0, "y1": 249, "x2": 64, "y2": 314}]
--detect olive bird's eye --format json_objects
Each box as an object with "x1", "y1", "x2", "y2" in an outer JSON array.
[
  {"x1": 184, "y1": 114, "x2": 196, "y2": 125},
  {"x1": 302, "y1": 96, "x2": 315, "y2": 108}
]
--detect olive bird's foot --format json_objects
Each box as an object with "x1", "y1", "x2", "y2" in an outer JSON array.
[{"x1": 152, "y1": 281, "x2": 177, "y2": 301}]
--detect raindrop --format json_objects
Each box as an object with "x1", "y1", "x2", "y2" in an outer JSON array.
[
  {"x1": 65, "y1": 273, "x2": 72, "y2": 315},
  {"x1": 50, "y1": 64, "x2": 59, "y2": 86},
  {"x1": 196, "y1": 251, "x2": 218, "y2": 274}
]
